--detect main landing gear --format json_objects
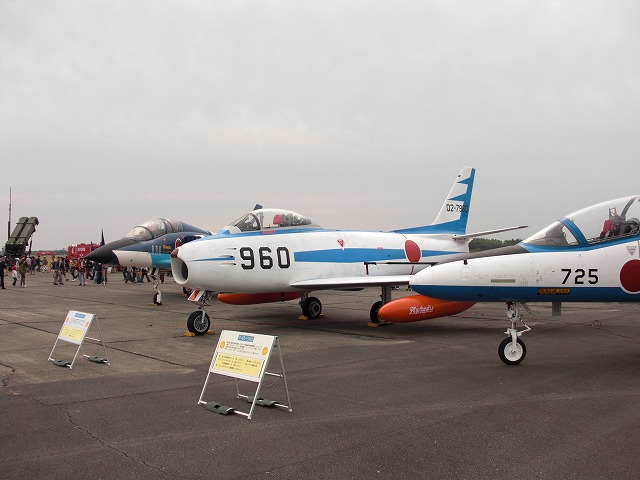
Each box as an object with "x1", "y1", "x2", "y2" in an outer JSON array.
[
  {"x1": 300, "y1": 293, "x2": 322, "y2": 319},
  {"x1": 368, "y1": 285, "x2": 394, "y2": 325},
  {"x1": 298, "y1": 285, "x2": 394, "y2": 325},
  {"x1": 183, "y1": 287, "x2": 398, "y2": 335},
  {"x1": 498, "y1": 302, "x2": 532, "y2": 365}
]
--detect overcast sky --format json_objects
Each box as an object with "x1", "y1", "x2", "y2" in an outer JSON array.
[{"x1": 1, "y1": 1, "x2": 639, "y2": 250}]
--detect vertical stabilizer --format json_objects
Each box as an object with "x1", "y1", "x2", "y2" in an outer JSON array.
[
  {"x1": 431, "y1": 166, "x2": 474, "y2": 231},
  {"x1": 395, "y1": 166, "x2": 475, "y2": 235}
]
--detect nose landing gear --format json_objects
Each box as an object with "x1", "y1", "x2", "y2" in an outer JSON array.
[
  {"x1": 499, "y1": 302, "x2": 531, "y2": 365},
  {"x1": 186, "y1": 290, "x2": 214, "y2": 335}
]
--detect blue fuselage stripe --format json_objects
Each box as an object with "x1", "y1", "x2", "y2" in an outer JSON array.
[
  {"x1": 293, "y1": 248, "x2": 458, "y2": 263},
  {"x1": 294, "y1": 248, "x2": 402, "y2": 263},
  {"x1": 411, "y1": 285, "x2": 638, "y2": 302},
  {"x1": 192, "y1": 248, "x2": 459, "y2": 264}
]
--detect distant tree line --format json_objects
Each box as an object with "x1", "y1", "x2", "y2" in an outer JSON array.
[{"x1": 469, "y1": 238, "x2": 522, "y2": 252}]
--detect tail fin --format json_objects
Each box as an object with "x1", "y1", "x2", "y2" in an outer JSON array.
[{"x1": 395, "y1": 166, "x2": 475, "y2": 235}]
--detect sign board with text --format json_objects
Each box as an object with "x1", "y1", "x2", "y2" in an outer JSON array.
[
  {"x1": 49, "y1": 310, "x2": 109, "y2": 369},
  {"x1": 57, "y1": 310, "x2": 94, "y2": 345},
  {"x1": 209, "y1": 330, "x2": 275, "y2": 382},
  {"x1": 199, "y1": 330, "x2": 292, "y2": 420}
]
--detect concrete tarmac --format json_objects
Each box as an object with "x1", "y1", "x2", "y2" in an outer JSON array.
[{"x1": 1, "y1": 271, "x2": 639, "y2": 479}]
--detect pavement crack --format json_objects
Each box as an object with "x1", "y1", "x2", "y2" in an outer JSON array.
[
  {"x1": 0, "y1": 361, "x2": 16, "y2": 388},
  {"x1": 105, "y1": 344, "x2": 189, "y2": 367},
  {"x1": 61, "y1": 407, "x2": 193, "y2": 479}
]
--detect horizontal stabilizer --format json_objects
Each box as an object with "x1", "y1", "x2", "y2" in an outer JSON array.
[{"x1": 453, "y1": 225, "x2": 528, "y2": 240}]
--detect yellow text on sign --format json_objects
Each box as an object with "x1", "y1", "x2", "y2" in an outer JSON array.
[
  {"x1": 213, "y1": 353, "x2": 264, "y2": 379},
  {"x1": 59, "y1": 325, "x2": 86, "y2": 344}
]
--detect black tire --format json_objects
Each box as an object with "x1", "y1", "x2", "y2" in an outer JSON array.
[
  {"x1": 498, "y1": 337, "x2": 526, "y2": 365},
  {"x1": 187, "y1": 311, "x2": 210, "y2": 335},
  {"x1": 302, "y1": 297, "x2": 322, "y2": 319},
  {"x1": 370, "y1": 301, "x2": 383, "y2": 323}
]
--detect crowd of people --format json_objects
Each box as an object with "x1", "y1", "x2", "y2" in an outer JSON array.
[
  {"x1": 0, "y1": 254, "x2": 39, "y2": 288},
  {"x1": 121, "y1": 266, "x2": 154, "y2": 284},
  {"x1": 0, "y1": 254, "x2": 161, "y2": 289}
]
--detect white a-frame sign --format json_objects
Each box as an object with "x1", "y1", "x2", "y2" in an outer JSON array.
[
  {"x1": 198, "y1": 330, "x2": 292, "y2": 420},
  {"x1": 48, "y1": 310, "x2": 109, "y2": 369}
]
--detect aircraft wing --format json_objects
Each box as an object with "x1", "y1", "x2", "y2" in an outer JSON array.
[
  {"x1": 453, "y1": 225, "x2": 528, "y2": 240},
  {"x1": 290, "y1": 275, "x2": 412, "y2": 290},
  {"x1": 294, "y1": 224, "x2": 529, "y2": 290}
]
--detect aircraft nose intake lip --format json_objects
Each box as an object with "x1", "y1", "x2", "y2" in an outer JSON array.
[{"x1": 180, "y1": 261, "x2": 189, "y2": 282}]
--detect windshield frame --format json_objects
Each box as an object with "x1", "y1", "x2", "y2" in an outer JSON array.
[
  {"x1": 124, "y1": 218, "x2": 183, "y2": 240},
  {"x1": 523, "y1": 195, "x2": 640, "y2": 248},
  {"x1": 224, "y1": 208, "x2": 321, "y2": 234}
]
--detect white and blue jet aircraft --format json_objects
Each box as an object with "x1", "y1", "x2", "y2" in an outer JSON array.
[
  {"x1": 385, "y1": 195, "x2": 640, "y2": 365},
  {"x1": 170, "y1": 166, "x2": 526, "y2": 335},
  {"x1": 86, "y1": 218, "x2": 212, "y2": 304},
  {"x1": 86, "y1": 218, "x2": 212, "y2": 270}
]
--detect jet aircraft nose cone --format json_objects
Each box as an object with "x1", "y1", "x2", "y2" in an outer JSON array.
[
  {"x1": 85, "y1": 247, "x2": 115, "y2": 264},
  {"x1": 85, "y1": 238, "x2": 137, "y2": 265},
  {"x1": 171, "y1": 247, "x2": 179, "y2": 258}
]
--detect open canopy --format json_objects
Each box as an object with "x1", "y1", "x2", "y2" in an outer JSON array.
[
  {"x1": 524, "y1": 195, "x2": 640, "y2": 247},
  {"x1": 224, "y1": 208, "x2": 321, "y2": 234}
]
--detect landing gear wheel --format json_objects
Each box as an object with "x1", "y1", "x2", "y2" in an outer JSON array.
[
  {"x1": 302, "y1": 297, "x2": 322, "y2": 319},
  {"x1": 187, "y1": 311, "x2": 211, "y2": 335},
  {"x1": 498, "y1": 337, "x2": 526, "y2": 365},
  {"x1": 370, "y1": 301, "x2": 383, "y2": 323},
  {"x1": 153, "y1": 292, "x2": 162, "y2": 305}
]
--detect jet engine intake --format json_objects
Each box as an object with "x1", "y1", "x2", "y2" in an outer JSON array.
[{"x1": 170, "y1": 248, "x2": 188, "y2": 285}]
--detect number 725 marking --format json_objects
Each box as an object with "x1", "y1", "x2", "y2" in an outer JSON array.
[{"x1": 561, "y1": 268, "x2": 598, "y2": 285}]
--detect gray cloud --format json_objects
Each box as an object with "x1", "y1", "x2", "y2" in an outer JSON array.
[{"x1": 1, "y1": 1, "x2": 639, "y2": 248}]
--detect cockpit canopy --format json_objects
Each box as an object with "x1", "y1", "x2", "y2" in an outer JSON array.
[
  {"x1": 125, "y1": 219, "x2": 189, "y2": 241},
  {"x1": 524, "y1": 195, "x2": 640, "y2": 247},
  {"x1": 225, "y1": 208, "x2": 321, "y2": 234}
]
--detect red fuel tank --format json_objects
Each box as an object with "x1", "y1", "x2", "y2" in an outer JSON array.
[{"x1": 378, "y1": 295, "x2": 475, "y2": 323}]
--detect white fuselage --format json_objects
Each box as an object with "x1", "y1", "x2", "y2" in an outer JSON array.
[
  {"x1": 172, "y1": 229, "x2": 468, "y2": 294},
  {"x1": 410, "y1": 238, "x2": 640, "y2": 302}
]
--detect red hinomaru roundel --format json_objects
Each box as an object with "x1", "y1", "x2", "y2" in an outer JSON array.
[
  {"x1": 620, "y1": 259, "x2": 640, "y2": 293},
  {"x1": 404, "y1": 240, "x2": 421, "y2": 263}
]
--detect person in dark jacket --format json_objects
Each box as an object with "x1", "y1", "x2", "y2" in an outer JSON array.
[{"x1": 0, "y1": 255, "x2": 6, "y2": 289}]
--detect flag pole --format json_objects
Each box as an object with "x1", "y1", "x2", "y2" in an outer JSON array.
[{"x1": 7, "y1": 187, "x2": 11, "y2": 241}]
